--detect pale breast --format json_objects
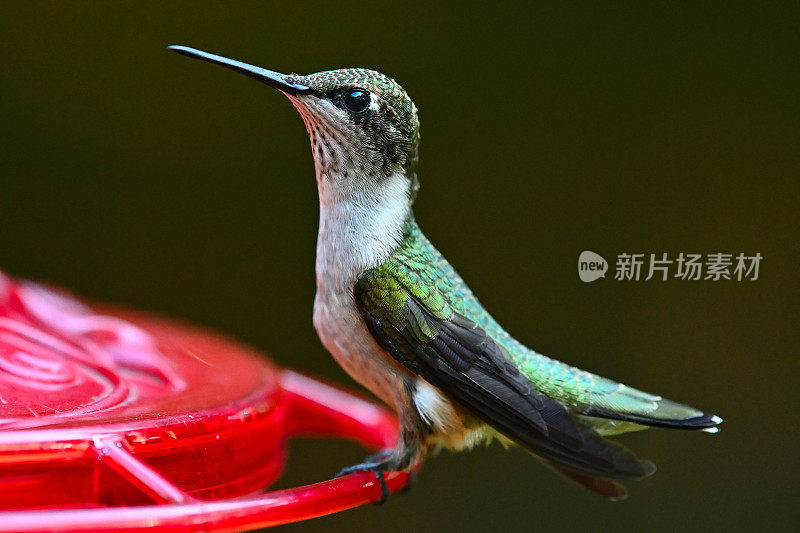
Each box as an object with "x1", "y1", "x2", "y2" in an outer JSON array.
[{"x1": 313, "y1": 283, "x2": 406, "y2": 408}]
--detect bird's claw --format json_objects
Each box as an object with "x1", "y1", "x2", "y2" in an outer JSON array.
[{"x1": 336, "y1": 462, "x2": 390, "y2": 504}]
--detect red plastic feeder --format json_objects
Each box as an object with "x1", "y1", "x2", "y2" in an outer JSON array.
[{"x1": 0, "y1": 271, "x2": 410, "y2": 531}]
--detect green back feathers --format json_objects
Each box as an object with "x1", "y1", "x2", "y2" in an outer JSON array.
[{"x1": 356, "y1": 221, "x2": 717, "y2": 434}]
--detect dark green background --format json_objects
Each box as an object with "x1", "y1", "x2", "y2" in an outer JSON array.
[{"x1": 1, "y1": 3, "x2": 797, "y2": 532}]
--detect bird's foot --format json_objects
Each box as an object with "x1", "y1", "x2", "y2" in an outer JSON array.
[
  {"x1": 336, "y1": 462, "x2": 390, "y2": 504},
  {"x1": 335, "y1": 449, "x2": 397, "y2": 505}
]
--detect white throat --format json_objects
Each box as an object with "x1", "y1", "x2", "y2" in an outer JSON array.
[
  {"x1": 287, "y1": 94, "x2": 412, "y2": 288},
  {"x1": 315, "y1": 171, "x2": 410, "y2": 288}
]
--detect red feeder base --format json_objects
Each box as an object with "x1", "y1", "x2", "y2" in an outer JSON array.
[{"x1": 0, "y1": 272, "x2": 410, "y2": 531}]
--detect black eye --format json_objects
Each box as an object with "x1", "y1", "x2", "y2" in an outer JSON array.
[{"x1": 343, "y1": 89, "x2": 370, "y2": 113}]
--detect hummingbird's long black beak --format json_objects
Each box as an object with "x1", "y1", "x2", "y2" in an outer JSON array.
[{"x1": 168, "y1": 45, "x2": 311, "y2": 95}]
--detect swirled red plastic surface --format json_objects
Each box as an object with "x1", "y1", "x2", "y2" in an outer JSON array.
[{"x1": 0, "y1": 272, "x2": 409, "y2": 531}]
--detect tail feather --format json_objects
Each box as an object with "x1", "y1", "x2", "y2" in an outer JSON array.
[
  {"x1": 515, "y1": 349, "x2": 722, "y2": 434},
  {"x1": 580, "y1": 382, "x2": 723, "y2": 432},
  {"x1": 510, "y1": 350, "x2": 721, "y2": 495},
  {"x1": 540, "y1": 459, "x2": 632, "y2": 500}
]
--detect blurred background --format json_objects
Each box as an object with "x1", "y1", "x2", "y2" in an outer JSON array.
[{"x1": 1, "y1": 2, "x2": 797, "y2": 532}]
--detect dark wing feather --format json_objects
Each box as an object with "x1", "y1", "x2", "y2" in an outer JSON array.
[{"x1": 355, "y1": 266, "x2": 654, "y2": 480}]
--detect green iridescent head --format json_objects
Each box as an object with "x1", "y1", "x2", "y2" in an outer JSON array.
[{"x1": 170, "y1": 46, "x2": 420, "y2": 182}]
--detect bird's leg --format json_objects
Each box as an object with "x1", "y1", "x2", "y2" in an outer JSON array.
[
  {"x1": 336, "y1": 385, "x2": 428, "y2": 503},
  {"x1": 363, "y1": 448, "x2": 394, "y2": 464},
  {"x1": 335, "y1": 428, "x2": 424, "y2": 504}
]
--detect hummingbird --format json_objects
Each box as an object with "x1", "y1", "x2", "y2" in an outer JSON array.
[{"x1": 170, "y1": 46, "x2": 722, "y2": 501}]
